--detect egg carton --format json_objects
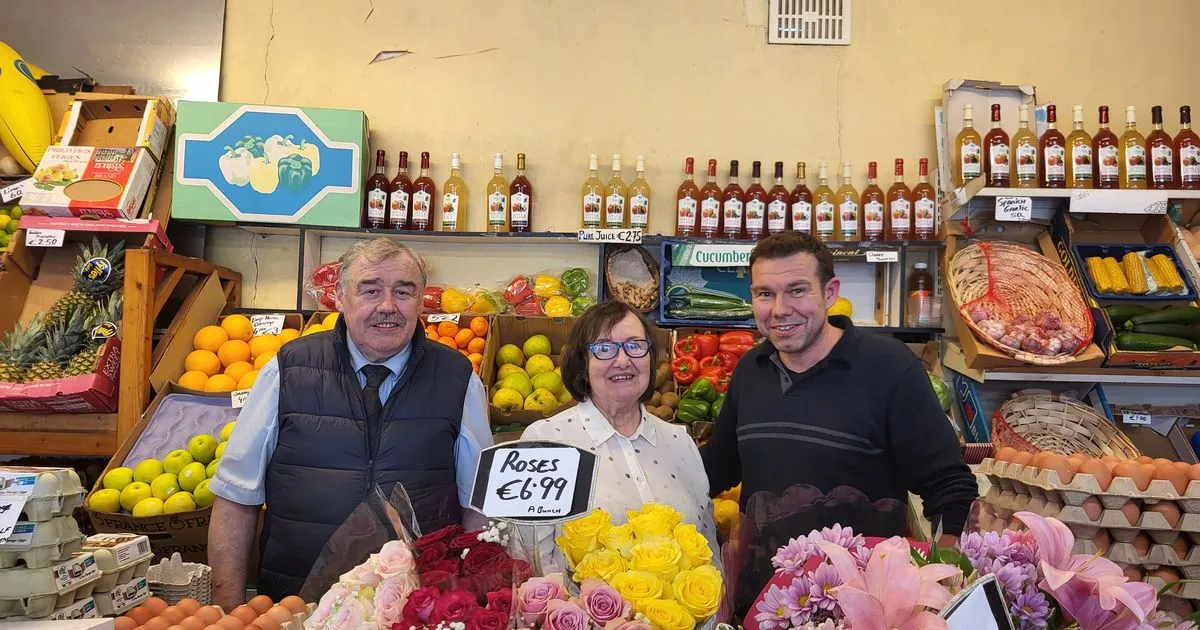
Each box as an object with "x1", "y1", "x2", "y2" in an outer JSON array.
[
  {"x1": 1146, "y1": 575, "x2": 1200, "y2": 601},
  {"x1": 82, "y1": 534, "x2": 153, "y2": 593},
  {"x1": 1055, "y1": 504, "x2": 1200, "y2": 544},
  {"x1": 3, "y1": 596, "x2": 100, "y2": 621},
  {"x1": 0, "y1": 466, "x2": 86, "y2": 522},
  {"x1": 147, "y1": 553, "x2": 212, "y2": 605},
  {"x1": 0, "y1": 552, "x2": 101, "y2": 618},
  {"x1": 0, "y1": 516, "x2": 84, "y2": 569},
  {"x1": 277, "y1": 603, "x2": 318, "y2": 630},
  {"x1": 979, "y1": 458, "x2": 1200, "y2": 511},
  {"x1": 94, "y1": 575, "x2": 150, "y2": 616}
]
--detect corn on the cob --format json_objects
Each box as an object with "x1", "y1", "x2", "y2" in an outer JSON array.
[
  {"x1": 1086, "y1": 256, "x2": 1115, "y2": 293},
  {"x1": 1103, "y1": 257, "x2": 1132, "y2": 294},
  {"x1": 1148, "y1": 254, "x2": 1185, "y2": 292},
  {"x1": 1120, "y1": 253, "x2": 1151, "y2": 294}
]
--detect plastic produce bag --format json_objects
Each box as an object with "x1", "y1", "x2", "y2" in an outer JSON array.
[
  {"x1": 533, "y1": 273, "x2": 563, "y2": 298},
  {"x1": 541, "y1": 295, "x2": 572, "y2": 318},
  {"x1": 305, "y1": 261, "x2": 341, "y2": 310},
  {"x1": 559, "y1": 267, "x2": 590, "y2": 298}
]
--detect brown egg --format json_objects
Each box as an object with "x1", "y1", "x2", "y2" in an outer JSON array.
[
  {"x1": 162, "y1": 607, "x2": 186, "y2": 624},
  {"x1": 179, "y1": 618, "x2": 206, "y2": 630},
  {"x1": 1122, "y1": 564, "x2": 1143, "y2": 581},
  {"x1": 1135, "y1": 455, "x2": 1155, "y2": 464},
  {"x1": 1113, "y1": 461, "x2": 1152, "y2": 491},
  {"x1": 1147, "y1": 501, "x2": 1183, "y2": 527},
  {"x1": 1189, "y1": 464, "x2": 1200, "y2": 482},
  {"x1": 127, "y1": 608, "x2": 154, "y2": 626},
  {"x1": 1132, "y1": 532, "x2": 1153, "y2": 556},
  {"x1": 1150, "y1": 566, "x2": 1182, "y2": 593},
  {"x1": 1067, "y1": 453, "x2": 1087, "y2": 471},
  {"x1": 166, "y1": 624, "x2": 188, "y2": 630},
  {"x1": 1155, "y1": 463, "x2": 1191, "y2": 494},
  {"x1": 1165, "y1": 598, "x2": 1195, "y2": 619},
  {"x1": 1082, "y1": 496, "x2": 1103, "y2": 521},
  {"x1": 247, "y1": 596, "x2": 273, "y2": 616},
  {"x1": 1093, "y1": 529, "x2": 1111, "y2": 554},
  {"x1": 216, "y1": 617, "x2": 246, "y2": 630},
  {"x1": 1173, "y1": 535, "x2": 1191, "y2": 560},
  {"x1": 204, "y1": 626, "x2": 224, "y2": 630},
  {"x1": 1078, "y1": 459, "x2": 1114, "y2": 491},
  {"x1": 177, "y1": 599, "x2": 202, "y2": 617},
  {"x1": 1174, "y1": 461, "x2": 1192, "y2": 473},
  {"x1": 144, "y1": 618, "x2": 173, "y2": 630},
  {"x1": 1153, "y1": 458, "x2": 1175, "y2": 467},
  {"x1": 195, "y1": 607, "x2": 223, "y2": 626},
  {"x1": 144, "y1": 599, "x2": 168, "y2": 617},
  {"x1": 250, "y1": 616, "x2": 279, "y2": 630},
  {"x1": 1119, "y1": 500, "x2": 1142, "y2": 526},
  {"x1": 995, "y1": 446, "x2": 1018, "y2": 462},
  {"x1": 279, "y1": 597, "x2": 306, "y2": 615},
  {"x1": 1011, "y1": 450, "x2": 1033, "y2": 467},
  {"x1": 232, "y1": 606, "x2": 258, "y2": 625},
  {"x1": 1102, "y1": 455, "x2": 1123, "y2": 468},
  {"x1": 116, "y1": 617, "x2": 139, "y2": 630},
  {"x1": 1038, "y1": 452, "x2": 1075, "y2": 484}
]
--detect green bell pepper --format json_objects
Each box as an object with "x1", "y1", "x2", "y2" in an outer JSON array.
[
  {"x1": 561, "y1": 267, "x2": 590, "y2": 297},
  {"x1": 236, "y1": 135, "x2": 266, "y2": 159},
  {"x1": 684, "y1": 378, "x2": 717, "y2": 403},
  {"x1": 710, "y1": 393, "x2": 725, "y2": 420},
  {"x1": 277, "y1": 154, "x2": 313, "y2": 191},
  {"x1": 676, "y1": 398, "x2": 710, "y2": 424},
  {"x1": 570, "y1": 295, "x2": 596, "y2": 316}
]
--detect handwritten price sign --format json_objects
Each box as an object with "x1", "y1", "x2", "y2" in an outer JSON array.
[{"x1": 470, "y1": 441, "x2": 596, "y2": 524}]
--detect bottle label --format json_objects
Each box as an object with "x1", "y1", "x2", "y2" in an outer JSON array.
[
  {"x1": 1126, "y1": 145, "x2": 1147, "y2": 181},
  {"x1": 488, "y1": 191, "x2": 508, "y2": 227},
  {"x1": 745, "y1": 199, "x2": 765, "y2": 232},
  {"x1": 605, "y1": 193, "x2": 626, "y2": 227},
  {"x1": 1152, "y1": 145, "x2": 1173, "y2": 181},
  {"x1": 1071, "y1": 145, "x2": 1093, "y2": 180},
  {"x1": 511, "y1": 192, "x2": 530, "y2": 227},
  {"x1": 890, "y1": 198, "x2": 911, "y2": 234},
  {"x1": 839, "y1": 200, "x2": 859, "y2": 238},
  {"x1": 367, "y1": 189, "x2": 387, "y2": 223},
  {"x1": 1099, "y1": 145, "x2": 1119, "y2": 181},
  {"x1": 1183, "y1": 145, "x2": 1200, "y2": 181},
  {"x1": 677, "y1": 197, "x2": 697, "y2": 228},
  {"x1": 1044, "y1": 145, "x2": 1067, "y2": 181},
  {"x1": 583, "y1": 192, "x2": 602, "y2": 226},
  {"x1": 915, "y1": 198, "x2": 935, "y2": 231},
  {"x1": 863, "y1": 199, "x2": 884, "y2": 237},
  {"x1": 790, "y1": 200, "x2": 812, "y2": 233},
  {"x1": 815, "y1": 201, "x2": 835, "y2": 236},
  {"x1": 723, "y1": 198, "x2": 743, "y2": 234},
  {"x1": 441, "y1": 193, "x2": 460, "y2": 229},
  {"x1": 961, "y1": 142, "x2": 982, "y2": 179},
  {"x1": 700, "y1": 198, "x2": 720, "y2": 231},
  {"x1": 412, "y1": 190, "x2": 432, "y2": 224},
  {"x1": 389, "y1": 190, "x2": 409, "y2": 225},
  {"x1": 989, "y1": 143, "x2": 1010, "y2": 177},
  {"x1": 1016, "y1": 141, "x2": 1037, "y2": 180},
  {"x1": 630, "y1": 193, "x2": 649, "y2": 227},
  {"x1": 766, "y1": 200, "x2": 788, "y2": 232}
]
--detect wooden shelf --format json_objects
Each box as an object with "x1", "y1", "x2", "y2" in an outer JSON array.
[
  {"x1": 979, "y1": 366, "x2": 1200, "y2": 385},
  {"x1": 0, "y1": 413, "x2": 118, "y2": 456}
]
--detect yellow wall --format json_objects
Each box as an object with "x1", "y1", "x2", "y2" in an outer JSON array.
[{"x1": 214, "y1": 0, "x2": 1200, "y2": 307}]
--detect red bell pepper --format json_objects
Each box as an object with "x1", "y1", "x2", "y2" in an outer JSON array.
[
  {"x1": 672, "y1": 355, "x2": 700, "y2": 385},
  {"x1": 719, "y1": 331, "x2": 757, "y2": 357},
  {"x1": 503, "y1": 275, "x2": 535, "y2": 306},
  {"x1": 699, "y1": 351, "x2": 738, "y2": 373},
  {"x1": 422, "y1": 286, "x2": 444, "y2": 312},
  {"x1": 674, "y1": 336, "x2": 699, "y2": 359},
  {"x1": 699, "y1": 366, "x2": 730, "y2": 393},
  {"x1": 693, "y1": 333, "x2": 719, "y2": 358}
]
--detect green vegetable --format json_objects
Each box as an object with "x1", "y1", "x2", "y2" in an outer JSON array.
[
  {"x1": 570, "y1": 295, "x2": 596, "y2": 316},
  {"x1": 561, "y1": 268, "x2": 590, "y2": 297},
  {"x1": 1105, "y1": 304, "x2": 1152, "y2": 327},
  {"x1": 667, "y1": 284, "x2": 749, "y2": 308},
  {"x1": 710, "y1": 393, "x2": 725, "y2": 420},
  {"x1": 277, "y1": 154, "x2": 313, "y2": 191},
  {"x1": 1115, "y1": 332, "x2": 1198, "y2": 351},
  {"x1": 684, "y1": 378, "x2": 717, "y2": 403},
  {"x1": 667, "y1": 305, "x2": 754, "y2": 320},
  {"x1": 927, "y1": 371, "x2": 952, "y2": 412},
  {"x1": 236, "y1": 135, "x2": 266, "y2": 159},
  {"x1": 676, "y1": 398, "x2": 710, "y2": 424},
  {"x1": 1129, "y1": 323, "x2": 1200, "y2": 344},
  {"x1": 1126, "y1": 306, "x2": 1200, "y2": 328}
]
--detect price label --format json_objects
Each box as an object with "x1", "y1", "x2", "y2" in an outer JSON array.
[
  {"x1": 577, "y1": 228, "x2": 643, "y2": 244},
  {"x1": 995, "y1": 196, "x2": 1032, "y2": 222},
  {"x1": 25, "y1": 228, "x2": 66, "y2": 247},
  {"x1": 865, "y1": 250, "x2": 900, "y2": 263},
  {"x1": 1122, "y1": 412, "x2": 1152, "y2": 426},
  {"x1": 0, "y1": 473, "x2": 35, "y2": 543},
  {"x1": 0, "y1": 522, "x2": 35, "y2": 548},
  {"x1": 470, "y1": 441, "x2": 597, "y2": 524},
  {"x1": 426, "y1": 313, "x2": 459, "y2": 323},
  {"x1": 0, "y1": 178, "x2": 30, "y2": 203},
  {"x1": 230, "y1": 389, "x2": 252, "y2": 409},
  {"x1": 249, "y1": 313, "x2": 286, "y2": 336}
]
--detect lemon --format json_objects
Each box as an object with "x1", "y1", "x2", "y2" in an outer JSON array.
[
  {"x1": 163, "y1": 492, "x2": 196, "y2": 514},
  {"x1": 150, "y1": 473, "x2": 180, "y2": 501},
  {"x1": 178, "y1": 370, "x2": 209, "y2": 390},
  {"x1": 302, "y1": 324, "x2": 326, "y2": 336},
  {"x1": 496, "y1": 344, "x2": 525, "y2": 367},
  {"x1": 523, "y1": 388, "x2": 559, "y2": 413},
  {"x1": 522, "y1": 334, "x2": 552, "y2": 358},
  {"x1": 827, "y1": 297, "x2": 853, "y2": 318},
  {"x1": 220, "y1": 421, "x2": 236, "y2": 442},
  {"x1": 132, "y1": 459, "x2": 164, "y2": 484},
  {"x1": 323, "y1": 312, "x2": 340, "y2": 329},
  {"x1": 102, "y1": 467, "x2": 134, "y2": 491},
  {"x1": 132, "y1": 497, "x2": 165, "y2": 517},
  {"x1": 532, "y1": 371, "x2": 564, "y2": 395},
  {"x1": 89, "y1": 489, "x2": 122, "y2": 513},
  {"x1": 525, "y1": 354, "x2": 554, "y2": 377},
  {"x1": 119, "y1": 482, "x2": 152, "y2": 512},
  {"x1": 497, "y1": 364, "x2": 527, "y2": 380},
  {"x1": 491, "y1": 387, "x2": 524, "y2": 412},
  {"x1": 498, "y1": 373, "x2": 533, "y2": 398},
  {"x1": 220, "y1": 314, "x2": 254, "y2": 342},
  {"x1": 193, "y1": 480, "x2": 216, "y2": 509},
  {"x1": 0, "y1": 216, "x2": 10, "y2": 230}
]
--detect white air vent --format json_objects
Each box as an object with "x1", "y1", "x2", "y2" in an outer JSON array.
[{"x1": 768, "y1": 0, "x2": 852, "y2": 46}]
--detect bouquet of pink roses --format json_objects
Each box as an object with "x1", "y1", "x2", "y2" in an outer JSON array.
[{"x1": 514, "y1": 572, "x2": 653, "y2": 630}]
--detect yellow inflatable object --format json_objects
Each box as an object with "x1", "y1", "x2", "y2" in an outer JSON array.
[
  {"x1": 0, "y1": 41, "x2": 53, "y2": 173},
  {"x1": 827, "y1": 297, "x2": 853, "y2": 318}
]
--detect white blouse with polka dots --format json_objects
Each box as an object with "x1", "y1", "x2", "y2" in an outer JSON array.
[{"x1": 519, "y1": 399, "x2": 722, "y2": 577}]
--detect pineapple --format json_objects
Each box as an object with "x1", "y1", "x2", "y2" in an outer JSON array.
[
  {"x1": 47, "y1": 237, "x2": 126, "y2": 327},
  {"x1": 27, "y1": 308, "x2": 89, "y2": 381},
  {"x1": 66, "y1": 293, "x2": 123, "y2": 377},
  {"x1": 0, "y1": 314, "x2": 46, "y2": 383}
]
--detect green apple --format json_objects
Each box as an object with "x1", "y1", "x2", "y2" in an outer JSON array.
[
  {"x1": 132, "y1": 459, "x2": 164, "y2": 484},
  {"x1": 132, "y1": 497, "x2": 165, "y2": 517},
  {"x1": 178, "y1": 462, "x2": 207, "y2": 492},
  {"x1": 206, "y1": 459, "x2": 220, "y2": 479},
  {"x1": 163, "y1": 449, "x2": 194, "y2": 474},
  {"x1": 214, "y1": 441, "x2": 227, "y2": 460},
  {"x1": 119, "y1": 482, "x2": 152, "y2": 512},
  {"x1": 187, "y1": 434, "x2": 218, "y2": 464},
  {"x1": 150, "y1": 473, "x2": 180, "y2": 501},
  {"x1": 163, "y1": 491, "x2": 196, "y2": 514},
  {"x1": 219, "y1": 422, "x2": 236, "y2": 442},
  {"x1": 102, "y1": 467, "x2": 134, "y2": 491},
  {"x1": 89, "y1": 489, "x2": 122, "y2": 513},
  {"x1": 193, "y1": 479, "x2": 216, "y2": 508}
]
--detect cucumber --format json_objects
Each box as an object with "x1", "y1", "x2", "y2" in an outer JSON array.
[
  {"x1": 1105, "y1": 304, "x2": 1151, "y2": 327},
  {"x1": 1115, "y1": 332, "x2": 1198, "y2": 351},
  {"x1": 1126, "y1": 306, "x2": 1200, "y2": 328},
  {"x1": 1130, "y1": 323, "x2": 1200, "y2": 344}
]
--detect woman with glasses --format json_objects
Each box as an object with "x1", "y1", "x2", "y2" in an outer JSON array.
[{"x1": 520, "y1": 300, "x2": 721, "y2": 576}]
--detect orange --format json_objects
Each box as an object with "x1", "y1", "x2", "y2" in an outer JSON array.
[
  {"x1": 254, "y1": 350, "x2": 277, "y2": 369},
  {"x1": 237, "y1": 370, "x2": 260, "y2": 390},
  {"x1": 249, "y1": 335, "x2": 282, "y2": 359},
  {"x1": 467, "y1": 337, "x2": 486, "y2": 354},
  {"x1": 203, "y1": 374, "x2": 238, "y2": 393},
  {"x1": 425, "y1": 325, "x2": 438, "y2": 339},
  {"x1": 217, "y1": 340, "x2": 252, "y2": 367},
  {"x1": 184, "y1": 350, "x2": 222, "y2": 377},
  {"x1": 453, "y1": 328, "x2": 475, "y2": 349},
  {"x1": 471, "y1": 362, "x2": 480, "y2": 374},
  {"x1": 467, "y1": 352, "x2": 484, "y2": 367},
  {"x1": 458, "y1": 349, "x2": 469, "y2": 357},
  {"x1": 469, "y1": 316, "x2": 489, "y2": 338},
  {"x1": 436, "y1": 321, "x2": 460, "y2": 338},
  {"x1": 220, "y1": 315, "x2": 254, "y2": 342},
  {"x1": 278, "y1": 328, "x2": 301, "y2": 344},
  {"x1": 193, "y1": 326, "x2": 228, "y2": 353},
  {"x1": 178, "y1": 370, "x2": 209, "y2": 390},
  {"x1": 437, "y1": 336, "x2": 458, "y2": 349},
  {"x1": 224, "y1": 361, "x2": 254, "y2": 383}
]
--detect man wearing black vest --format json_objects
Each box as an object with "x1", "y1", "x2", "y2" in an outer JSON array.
[
  {"x1": 700, "y1": 232, "x2": 977, "y2": 610},
  {"x1": 208, "y1": 238, "x2": 492, "y2": 610}
]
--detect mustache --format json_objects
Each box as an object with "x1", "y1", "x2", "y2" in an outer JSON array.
[{"x1": 367, "y1": 314, "x2": 406, "y2": 326}]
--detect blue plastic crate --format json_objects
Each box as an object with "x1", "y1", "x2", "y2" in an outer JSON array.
[
  {"x1": 657, "y1": 240, "x2": 755, "y2": 328},
  {"x1": 1072, "y1": 244, "x2": 1197, "y2": 301}
]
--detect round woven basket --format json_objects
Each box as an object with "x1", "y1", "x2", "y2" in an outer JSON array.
[
  {"x1": 947, "y1": 240, "x2": 1094, "y2": 365},
  {"x1": 605, "y1": 245, "x2": 660, "y2": 313},
  {"x1": 992, "y1": 393, "x2": 1140, "y2": 459}
]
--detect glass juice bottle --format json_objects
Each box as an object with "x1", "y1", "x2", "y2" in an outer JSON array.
[
  {"x1": 721, "y1": 160, "x2": 745, "y2": 240},
  {"x1": 387, "y1": 150, "x2": 412, "y2": 229},
  {"x1": 699, "y1": 159, "x2": 722, "y2": 238},
  {"x1": 912, "y1": 158, "x2": 936, "y2": 240},
  {"x1": 581, "y1": 154, "x2": 603, "y2": 229},
  {"x1": 887, "y1": 159, "x2": 912, "y2": 241},
  {"x1": 1039, "y1": 105, "x2": 1067, "y2": 189},
  {"x1": 789, "y1": 162, "x2": 813, "y2": 237},
  {"x1": 1094, "y1": 106, "x2": 1120, "y2": 189},
  {"x1": 956, "y1": 104, "x2": 983, "y2": 187},
  {"x1": 835, "y1": 161, "x2": 860, "y2": 241},
  {"x1": 984, "y1": 104, "x2": 1011, "y2": 188},
  {"x1": 486, "y1": 153, "x2": 509, "y2": 233},
  {"x1": 744, "y1": 161, "x2": 767, "y2": 239},
  {"x1": 628, "y1": 156, "x2": 651, "y2": 230},
  {"x1": 441, "y1": 153, "x2": 468, "y2": 232},
  {"x1": 861, "y1": 161, "x2": 886, "y2": 241},
  {"x1": 766, "y1": 161, "x2": 790, "y2": 237},
  {"x1": 411, "y1": 152, "x2": 436, "y2": 231},
  {"x1": 1119, "y1": 106, "x2": 1148, "y2": 189},
  {"x1": 1147, "y1": 105, "x2": 1175, "y2": 190},
  {"x1": 675, "y1": 157, "x2": 701, "y2": 237},
  {"x1": 509, "y1": 153, "x2": 532, "y2": 232},
  {"x1": 1066, "y1": 106, "x2": 1093, "y2": 189},
  {"x1": 813, "y1": 162, "x2": 836, "y2": 241},
  {"x1": 363, "y1": 150, "x2": 389, "y2": 229},
  {"x1": 604, "y1": 154, "x2": 628, "y2": 228},
  {"x1": 1012, "y1": 105, "x2": 1038, "y2": 188},
  {"x1": 1177, "y1": 106, "x2": 1200, "y2": 190}
]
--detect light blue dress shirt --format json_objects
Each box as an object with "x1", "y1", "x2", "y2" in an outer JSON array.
[{"x1": 209, "y1": 334, "x2": 493, "y2": 509}]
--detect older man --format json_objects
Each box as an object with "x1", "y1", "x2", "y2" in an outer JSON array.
[{"x1": 208, "y1": 238, "x2": 492, "y2": 609}]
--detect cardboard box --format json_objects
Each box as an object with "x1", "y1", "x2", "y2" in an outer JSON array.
[
  {"x1": 1049, "y1": 212, "x2": 1200, "y2": 368},
  {"x1": 658, "y1": 240, "x2": 755, "y2": 328},
  {"x1": 21, "y1": 146, "x2": 158, "y2": 219},
  {"x1": 1113, "y1": 405, "x2": 1200, "y2": 463},
  {"x1": 146, "y1": 276, "x2": 243, "y2": 393},
  {"x1": 937, "y1": 79, "x2": 1037, "y2": 204},
  {"x1": 172, "y1": 101, "x2": 367, "y2": 227},
  {"x1": 57, "y1": 98, "x2": 175, "y2": 163}
]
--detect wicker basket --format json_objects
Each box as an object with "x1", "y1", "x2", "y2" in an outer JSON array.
[
  {"x1": 606, "y1": 245, "x2": 659, "y2": 312},
  {"x1": 992, "y1": 392, "x2": 1140, "y2": 459},
  {"x1": 947, "y1": 240, "x2": 1094, "y2": 365}
]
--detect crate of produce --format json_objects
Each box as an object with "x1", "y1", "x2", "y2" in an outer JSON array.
[
  {"x1": 0, "y1": 551, "x2": 101, "y2": 618},
  {"x1": 1075, "y1": 244, "x2": 1196, "y2": 301},
  {"x1": 658, "y1": 240, "x2": 755, "y2": 328}
]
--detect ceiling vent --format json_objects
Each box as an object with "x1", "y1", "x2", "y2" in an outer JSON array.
[{"x1": 768, "y1": 0, "x2": 852, "y2": 46}]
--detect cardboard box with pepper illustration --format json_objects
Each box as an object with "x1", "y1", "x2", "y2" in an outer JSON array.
[{"x1": 171, "y1": 101, "x2": 367, "y2": 227}]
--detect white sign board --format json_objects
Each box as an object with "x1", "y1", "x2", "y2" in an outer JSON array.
[
  {"x1": 577, "y1": 228, "x2": 643, "y2": 244},
  {"x1": 249, "y1": 314, "x2": 286, "y2": 336},
  {"x1": 25, "y1": 228, "x2": 66, "y2": 248},
  {"x1": 230, "y1": 389, "x2": 252, "y2": 409},
  {"x1": 0, "y1": 473, "x2": 35, "y2": 543},
  {"x1": 426, "y1": 313, "x2": 459, "y2": 323},
  {"x1": 994, "y1": 196, "x2": 1032, "y2": 222},
  {"x1": 865, "y1": 250, "x2": 900, "y2": 263},
  {"x1": 1122, "y1": 412, "x2": 1153, "y2": 426},
  {"x1": 470, "y1": 441, "x2": 597, "y2": 524},
  {"x1": 0, "y1": 178, "x2": 30, "y2": 204},
  {"x1": 1070, "y1": 189, "x2": 1169, "y2": 215}
]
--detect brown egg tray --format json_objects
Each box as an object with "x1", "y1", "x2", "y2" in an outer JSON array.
[
  {"x1": 1146, "y1": 576, "x2": 1200, "y2": 601},
  {"x1": 979, "y1": 458, "x2": 1200, "y2": 511}
]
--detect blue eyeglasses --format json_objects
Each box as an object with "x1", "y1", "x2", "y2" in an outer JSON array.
[{"x1": 587, "y1": 339, "x2": 651, "y2": 360}]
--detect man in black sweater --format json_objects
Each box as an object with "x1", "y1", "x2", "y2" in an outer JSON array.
[{"x1": 701, "y1": 232, "x2": 977, "y2": 610}]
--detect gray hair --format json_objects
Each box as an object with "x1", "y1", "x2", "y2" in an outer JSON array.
[{"x1": 337, "y1": 238, "x2": 428, "y2": 292}]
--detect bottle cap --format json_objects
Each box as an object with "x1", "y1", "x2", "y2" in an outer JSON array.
[
  {"x1": 450, "y1": 153, "x2": 461, "y2": 168},
  {"x1": 636, "y1": 155, "x2": 646, "y2": 171},
  {"x1": 963, "y1": 103, "x2": 973, "y2": 118},
  {"x1": 612, "y1": 154, "x2": 622, "y2": 171},
  {"x1": 915, "y1": 262, "x2": 928, "y2": 270},
  {"x1": 589, "y1": 154, "x2": 599, "y2": 170},
  {"x1": 493, "y1": 153, "x2": 503, "y2": 169},
  {"x1": 1126, "y1": 106, "x2": 1137, "y2": 124},
  {"x1": 1019, "y1": 105, "x2": 1029, "y2": 122}
]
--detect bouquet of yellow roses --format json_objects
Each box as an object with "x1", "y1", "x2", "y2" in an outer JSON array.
[{"x1": 555, "y1": 503, "x2": 724, "y2": 630}]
